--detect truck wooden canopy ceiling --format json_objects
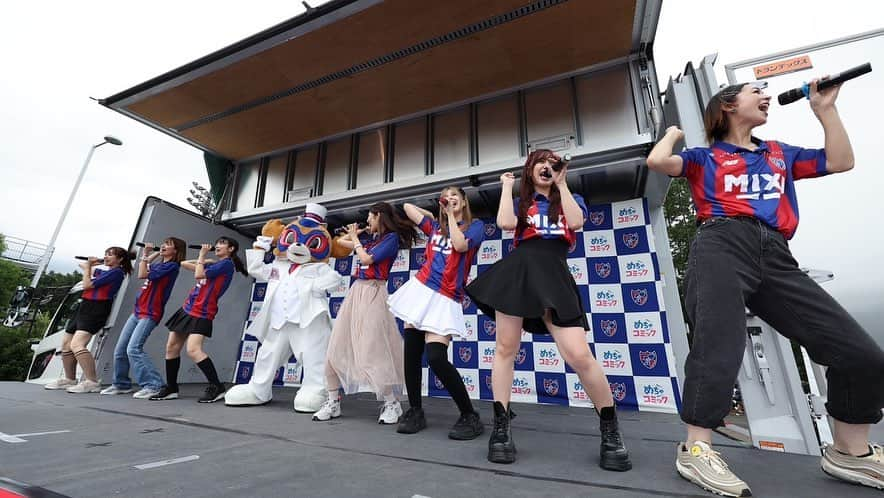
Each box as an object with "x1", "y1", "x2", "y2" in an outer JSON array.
[{"x1": 101, "y1": 0, "x2": 649, "y2": 162}]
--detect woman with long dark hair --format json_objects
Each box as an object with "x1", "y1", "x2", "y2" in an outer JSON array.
[
  {"x1": 466, "y1": 149, "x2": 631, "y2": 470},
  {"x1": 387, "y1": 186, "x2": 486, "y2": 440},
  {"x1": 150, "y1": 236, "x2": 247, "y2": 403},
  {"x1": 647, "y1": 79, "x2": 883, "y2": 495},
  {"x1": 45, "y1": 247, "x2": 134, "y2": 393},
  {"x1": 100, "y1": 238, "x2": 186, "y2": 399},
  {"x1": 313, "y1": 202, "x2": 418, "y2": 424}
]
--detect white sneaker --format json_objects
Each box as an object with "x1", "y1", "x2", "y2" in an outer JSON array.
[
  {"x1": 133, "y1": 387, "x2": 161, "y2": 399},
  {"x1": 312, "y1": 397, "x2": 341, "y2": 421},
  {"x1": 676, "y1": 441, "x2": 751, "y2": 497},
  {"x1": 66, "y1": 380, "x2": 101, "y2": 394},
  {"x1": 378, "y1": 400, "x2": 403, "y2": 425},
  {"x1": 100, "y1": 385, "x2": 133, "y2": 395},
  {"x1": 44, "y1": 378, "x2": 77, "y2": 390}
]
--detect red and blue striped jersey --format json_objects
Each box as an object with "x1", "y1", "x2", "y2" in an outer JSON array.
[
  {"x1": 514, "y1": 192, "x2": 588, "y2": 247},
  {"x1": 182, "y1": 258, "x2": 234, "y2": 320},
  {"x1": 678, "y1": 140, "x2": 827, "y2": 239},
  {"x1": 134, "y1": 261, "x2": 180, "y2": 321},
  {"x1": 353, "y1": 232, "x2": 399, "y2": 281},
  {"x1": 415, "y1": 217, "x2": 484, "y2": 302},
  {"x1": 82, "y1": 267, "x2": 125, "y2": 301}
]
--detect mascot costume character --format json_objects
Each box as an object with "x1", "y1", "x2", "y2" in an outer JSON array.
[{"x1": 225, "y1": 203, "x2": 348, "y2": 412}]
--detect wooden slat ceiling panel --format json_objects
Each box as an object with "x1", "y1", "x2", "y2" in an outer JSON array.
[
  {"x1": 126, "y1": 0, "x2": 534, "y2": 126},
  {"x1": 126, "y1": 1, "x2": 636, "y2": 160}
]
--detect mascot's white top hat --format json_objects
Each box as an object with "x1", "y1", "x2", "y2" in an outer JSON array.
[{"x1": 304, "y1": 203, "x2": 327, "y2": 224}]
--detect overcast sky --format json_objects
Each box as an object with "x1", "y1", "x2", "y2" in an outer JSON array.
[{"x1": 0, "y1": 1, "x2": 881, "y2": 334}]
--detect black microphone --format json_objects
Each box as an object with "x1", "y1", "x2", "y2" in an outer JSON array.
[
  {"x1": 777, "y1": 63, "x2": 872, "y2": 105},
  {"x1": 135, "y1": 242, "x2": 160, "y2": 251},
  {"x1": 188, "y1": 244, "x2": 216, "y2": 251},
  {"x1": 75, "y1": 256, "x2": 101, "y2": 261},
  {"x1": 333, "y1": 222, "x2": 367, "y2": 236}
]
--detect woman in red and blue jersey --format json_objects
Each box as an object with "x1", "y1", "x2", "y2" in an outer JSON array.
[
  {"x1": 100, "y1": 238, "x2": 185, "y2": 399},
  {"x1": 466, "y1": 149, "x2": 631, "y2": 470},
  {"x1": 388, "y1": 186, "x2": 486, "y2": 440},
  {"x1": 45, "y1": 247, "x2": 133, "y2": 394},
  {"x1": 647, "y1": 79, "x2": 883, "y2": 495},
  {"x1": 150, "y1": 237, "x2": 247, "y2": 403},
  {"x1": 314, "y1": 202, "x2": 418, "y2": 425}
]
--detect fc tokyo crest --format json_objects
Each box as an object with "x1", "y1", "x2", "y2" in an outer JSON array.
[
  {"x1": 484, "y1": 223, "x2": 497, "y2": 237},
  {"x1": 515, "y1": 347, "x2": 527, "y2": 365},
  {"x1": 639, "y1": 350, "x2": 658, "y2": 370},
  {"x1": 623, "y1": 232, "x2": 640, "y2": 249},
  {"x1": 483, "y1": 320, "x2": 497, "y2": 336},
  {"x1": 392, "y1": 276, "x2": 406, "y2": 289},
  {"x1": 332, "y1": 301, "x2": 342, "y2": 316},
  {"x1": 461, "y1": 295, "x2": 472, "y2": 311},
  {"x1": 434, "y1": 376, "x2": 445, "y2": 390},
  {"x1": 589, "y1": 211, "x2": 605, "y2": 226},
  {"x1": 594, "y1": 262, "x2": 612, "y2": 279},
  {"x1": 458, "y1": 346, "x2": 472, "y2": 363},
  {"x1": 611, "y1": 382, "x2": 627, "y2": 402},
  {"x1": 415, "y1": 253, "x2": 427, "y2": 266},
  {"x1": 630, "y1": 288, "x2": 649, "y2": 306},
  {"x1": 601, "y1": 319, "x2": 618, "y2": 337},
  {"x1": 485, "y1": 375, "x2": 493, "y2": 390},
  {"x1": 543, "y1": 378, "x2": 560, "y2": 396},
  {"x1": 336, "y1": 259, "x2": 350, "y2": 273}
]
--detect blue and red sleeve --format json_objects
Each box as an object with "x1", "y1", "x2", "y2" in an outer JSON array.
[
  {"x1": 780, "y1": 142, "x2": 828, "y2": 180},
  {"x1": 367, "y1": 232, "x2": 399, "y2": 263}
]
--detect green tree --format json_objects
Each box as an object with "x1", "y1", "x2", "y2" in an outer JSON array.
[
  {"x1": 662, "y1": 179, "x2": 697, "y2": 337},
  {"x1": 0, "y1": 234, "x2": 28, "y2": 307}
]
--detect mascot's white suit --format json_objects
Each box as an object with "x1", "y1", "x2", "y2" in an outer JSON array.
[{"x1": 224, "y1": 203, "x2": 346, "y2": 412}]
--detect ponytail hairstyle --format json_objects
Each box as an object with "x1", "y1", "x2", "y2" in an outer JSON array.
[
  {"x1": 164, "y1": 237, "x2": 186, "y2": 263},
  {"x1": 516, "y1": 149, "x2": 562, "y2": 237},
  {"x1": 369, "y1": 201, "x2": 418, "y2": 249},
  {"x1": 438, "y1": 186, "x2": 473, "y2": 238},
  {"x1": 703, "y1": 82, "x2": 749, "y2": 144},
  {"x1": 215, "y1": 236, "x2": 248, "y2": 276},
  {"x1": 106, "y1": 246, "x2": 135, "y2": 275}
]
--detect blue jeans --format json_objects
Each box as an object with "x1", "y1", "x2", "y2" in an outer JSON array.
[{"x1": 112, "y1": 314, "x2": 165, "y2": 390}]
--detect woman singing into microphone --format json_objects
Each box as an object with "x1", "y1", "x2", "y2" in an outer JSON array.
[
  {"x1": 647, "y1": 79, "x2": 883, "y2": 495},
  {"x1": 466, "y1": 150, "x2": 631, "y2": 470},
  {"x1": 313, "y1": 202, "x2": 417, "y2": 424},
  {"x1": 150, "y1": 237, "x2": 247, "y2": 403},
  {"x1": 100, "y1": 238, "x2": 185, "y2": 399},
  {"x1": 388, "y1": 187, "x2": 486, "y2": 439},
  {"x1": 45, "y1": 247, "x2": 133, "y2": 393}
]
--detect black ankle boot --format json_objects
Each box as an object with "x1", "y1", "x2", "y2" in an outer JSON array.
[
  {"x1": 599, "y1": 409, "x2": 632, "y2": 471},
  {"x1": 488, "y1": 401, "x2": 516, "y2": 464}
]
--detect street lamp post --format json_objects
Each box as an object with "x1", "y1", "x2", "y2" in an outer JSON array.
[{"x1": 30, "y1": 135, "x2": 123, "y2": 287}]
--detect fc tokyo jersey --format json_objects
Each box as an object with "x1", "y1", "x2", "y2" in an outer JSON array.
[
  {"x1": 514, "y1": 192, "x2": 588, "y2": 247},
  {"x1": 82, "y1": 266, "x2": 125, "y2": 301},
  {"x1": 678, "y1": 140, "x2": 827, "y2": 239},
  {"x1": 182, "y1": 258, "x2": 234, "y2": 320},
  {"x1": 415, "y1": 217, "x2": 484, "y2": 302},
  {"x1": 353, "y1": 232, "x2": 399, "y2": 280},
  {"x1": 134, "y1": 261, "x2": 180, "y2": 322}
]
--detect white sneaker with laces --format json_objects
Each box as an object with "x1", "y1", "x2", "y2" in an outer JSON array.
[
  {"x1": 378, "y1": 400, "x2": 403, "y2": 425},
  {"x1": 100, "y1": 385, "x2": 133, "y2": 395},
  {"x1": 44, "y1": 378, "x2": 77, "y2": 390},
  {"x1": 312, "y1": 397, "x2": 341, "y2": 421},
  {"x1": 133, "y1": 387, "x2": 161, "y2": 399},
  {"x1": 821, "y1": 443, "x2": 884, "y2": 490},
  {"x1": 676, "y1": 441, "x2": 751, "y2": 497},
  {"x1": 66, "y1": 379, "x2": 101, "y2": 394}
]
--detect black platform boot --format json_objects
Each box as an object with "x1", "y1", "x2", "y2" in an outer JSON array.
[
  {"x1": 488, "y1": 401, "x2": 516, "y2": 464},
  {"x1": 598, "y1": 406, "x2": 632, "y2": 471}
]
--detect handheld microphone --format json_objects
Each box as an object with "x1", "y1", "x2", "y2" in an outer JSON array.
[
  {"x1": 188, "y1": 244, "x2": 216, "y2": 251},
  {"x1": 550, "y1": 153, "x2": 572, "y2": 172},
  {"x1": 135, "y1": 242, "x2": 161, "y2": 251},
  {"x1": 75, "y1": 256, "x2": 100, "y2": 261},
  {"x1": 439, "y1": 197, "x2": 449, "y2": 208},
  {"x1": 333, "y1": 222, "x2": 367, "y2": 236},
  {"x1": 777, "y1": 63, "x2": 872, "y2": 105}
]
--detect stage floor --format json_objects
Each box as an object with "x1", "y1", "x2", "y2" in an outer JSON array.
[{"x1": 0, "y1": 382, "x2": 878, "y2": 498}]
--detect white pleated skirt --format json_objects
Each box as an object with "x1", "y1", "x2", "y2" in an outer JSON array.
[{"x1": 387, "y1": 278, "x2": 466, "y2": 337}]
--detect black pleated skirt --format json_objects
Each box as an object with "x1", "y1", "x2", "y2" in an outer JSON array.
[
  {"x1": 466, "y1": 238, "x2": 588, "y2": 334},
  {"x1": 165, "y1": 308, "x2": 214, "y2": 337}
]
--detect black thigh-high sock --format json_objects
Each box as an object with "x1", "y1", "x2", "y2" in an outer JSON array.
[
  {"x1": 196, "y1": 357, "x2": 222, "y2": 386},
  {"x1": 426, "y1": 342, "x2": 474, "y2": 415},
  {"x1": 165, "y1": 357, "x2": 181, "y2": 391},
  {"x1": 403, "y1": 328, "x2": 425, "y2": 409}
]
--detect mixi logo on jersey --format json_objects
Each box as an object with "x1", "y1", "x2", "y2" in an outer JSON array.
[
  {"x1": 479, "y1": 240, "x2": 501, "y2": 264},
  {"x1": 391, "y1": 250, "x2": 410, "y2": 273},
  {"x1": 240, "y1": 340, "x2": 258, "y2": 362},
  {"x1": 429, "y1": 233, "x2": 453, "y2": 255},
  {"x1": 585, "y1": 230, "x2": 615, "y2": 257},
  {"x1": 724, "y1": 172, "x2": 785, "y2": 200}
]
